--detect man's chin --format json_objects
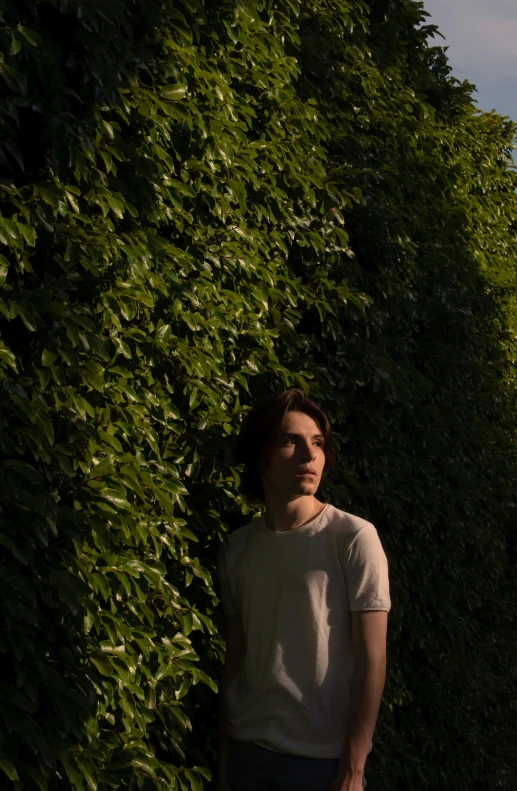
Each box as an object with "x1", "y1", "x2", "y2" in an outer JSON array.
[
  {"x1": 271, "y1": 479, "x2": 320, "y2": 498},
  {"x1": 293, "y1": 479, "x2": 319, "y2": 493}
]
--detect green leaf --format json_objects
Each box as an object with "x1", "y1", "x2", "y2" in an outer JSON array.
[
  {"x1": 75, "y1": 758, "x2": 98, "y2": 791},
  {"x1": 90, "y1": 457, "x2": 115, "y2": 478},
  {"x1": 189, "y1": 387, "x2": 200, "y2": 409},
  {"x1": 131, "y1": 756, "x2": 157, "y2": 777},
  {"x1": 0, "y1": 756, "x2": 19, "y2": 781},
  {"x1": 184, "y1": 769, "x2": 203, "y2": 791},
  {"x1": 101, "y1": 489, "x2": 131, "y2": 510},
  {"x1": 161, "y1": 84, "x2": 187, "y2": 100},
  {"x1": 18, "y1": 306, "x2": 37, "y2": 331},
  {"x1": 10, "y1": 37, "x2": 22, "y2": 56},
  {"x1": 90, "y1": 654, "x2": 113, "y2": 677},
  {"x1": 51, "y1": 570, "x2": 90, "y2": 597},
  {"x1": 41, "y1": 349, "x2": 58, "y2": 366},
  {"x1": 59, "y1": 752, "x2": 84, "y2": 786},
  {"x1": 0, "y1": 63, "x2": 27, "y2": 94},
  {"x1": 1, "y1": 459, "x2": 44, "y2": 487},
  {"x1": 34, "y1": 414, "x2": 54, "y2": 446},
  {"x1": 18, "y1": 25, "x2": 43, "y2": 47},
  {"x1": 17, "y1": 222, "x2": 36, "y2": 247}
]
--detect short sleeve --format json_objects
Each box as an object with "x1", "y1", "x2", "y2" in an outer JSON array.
[
  {"x1": 345, "y1": 526, "x2": 391, "y2": 612},
  {"x1": 217, "y1": 539, "x2": 240, "y2": 616}
]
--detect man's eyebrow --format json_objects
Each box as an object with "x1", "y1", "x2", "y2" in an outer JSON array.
[{"x1": 281, "y1": 432, "x2": 325, "y2": 440}]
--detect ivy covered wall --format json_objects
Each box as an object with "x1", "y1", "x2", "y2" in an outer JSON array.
[{"x1": 0, "y1": 1, "x2": 516, "y2": 789}]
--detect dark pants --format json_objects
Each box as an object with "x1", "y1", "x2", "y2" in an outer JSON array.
[{"x1": 227, "y1": 738, "x2": 367, "y2": 791}]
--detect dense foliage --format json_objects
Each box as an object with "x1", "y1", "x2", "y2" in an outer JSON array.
[{"x1": 0, "y1": 0, "x2": 516, "y2": 789}]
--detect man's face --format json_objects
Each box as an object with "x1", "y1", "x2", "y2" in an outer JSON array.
[{"x1": 259, "y1": 410, "x2": 326, "y2": 499}]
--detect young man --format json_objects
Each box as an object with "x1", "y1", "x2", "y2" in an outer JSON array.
[{"x1": 217, "y1": 389, "x2": 391, "y2": 791}]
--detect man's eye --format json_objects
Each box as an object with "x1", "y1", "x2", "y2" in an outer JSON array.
[{"x1": 284, "y1": 438, "x2": 323, "y2": 447}]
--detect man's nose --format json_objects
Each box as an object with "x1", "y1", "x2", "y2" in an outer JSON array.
[{"x1": 300, "y1": 442, "x2": 316, "y2": 460}]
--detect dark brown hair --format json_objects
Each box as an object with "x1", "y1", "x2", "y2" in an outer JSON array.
[{"x1": 234, "y1": 388, "x2": 336, "y2": 502}]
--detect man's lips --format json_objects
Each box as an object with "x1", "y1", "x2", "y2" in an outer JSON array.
[{"x1": 297, "y1": 470, "x2": 317, "y2": 476}]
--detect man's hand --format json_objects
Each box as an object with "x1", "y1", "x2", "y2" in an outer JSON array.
[{"x1": 326, "y1": 769, "x2": 364, "y2": 791}]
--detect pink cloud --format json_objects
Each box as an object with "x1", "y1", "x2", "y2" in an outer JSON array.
[{"x1": 425, "y1": 0, "x2": 517, "y2": 77}]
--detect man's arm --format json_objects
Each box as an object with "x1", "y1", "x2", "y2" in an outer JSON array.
[
  {"x1": 333, "y1": 611, "x2": 389, "y2": 790},
  {"x1": 217, "y1": 614, "x2": 245, "y2": 791}
]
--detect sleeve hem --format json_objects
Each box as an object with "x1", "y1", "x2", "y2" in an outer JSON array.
[{"x1": 349, "y1": 605, "x2": 391, "y2": 612}]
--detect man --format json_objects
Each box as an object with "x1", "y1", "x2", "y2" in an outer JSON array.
[{"x1": 217, "y1": 389, "x2": 391, "y2": 791}]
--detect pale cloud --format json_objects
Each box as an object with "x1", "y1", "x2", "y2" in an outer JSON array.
[
  {"x1": 425, "y1": 0, "x2": 517, "y2": 71},
  {"x1": 423, "y1": 0, "x2": 517, "y2": 121},
  {"x1": 470, "y1": 18, "x2": 517, "y2": 65}
]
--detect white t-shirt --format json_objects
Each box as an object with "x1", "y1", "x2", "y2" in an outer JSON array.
[{"x1": 217, "y1": 503, "x2": 391, "y2": 759}]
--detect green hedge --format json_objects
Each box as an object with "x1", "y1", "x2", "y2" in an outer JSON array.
[{"x1": 0, "y1": 0, "x2": 516, "y2": 789}]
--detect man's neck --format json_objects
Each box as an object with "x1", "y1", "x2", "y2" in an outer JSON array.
[{"x1": 263, "y1": 495, "x2": 325, "y2": 533}]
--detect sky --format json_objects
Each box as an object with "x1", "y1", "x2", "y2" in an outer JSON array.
[{"x1": 423, "y1": 0, "x2": 517, "y2": 127}]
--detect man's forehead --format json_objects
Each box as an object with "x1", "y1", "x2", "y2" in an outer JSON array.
[{"x1": 280, "y1": 411, "x2": 322, "y2": 432}]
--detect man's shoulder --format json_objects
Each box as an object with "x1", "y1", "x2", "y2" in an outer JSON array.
[{"x1": 326, "y1": 503, "x2": 376, "y2": 536}]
